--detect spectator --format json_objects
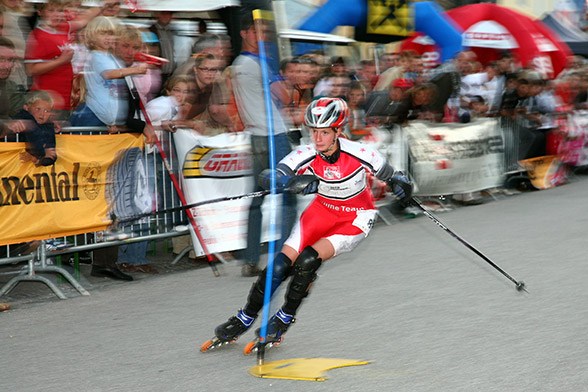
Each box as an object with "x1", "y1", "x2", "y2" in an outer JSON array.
[
  {"x1": 270, "y1": 57, "x2": 313, "y2": 135},
  {"x1": 365, "y1": 78, "x2": 413, "y2": 127},
  {"x1": 329, "y1": 56, "x2": 348, "y2": 76},
  {"x1": 427, "y1": 50, "x2": 475, "y2": 122},
  {"x1": 490, "y1": 51, "x2": 515, "y2": 113},
  {"x1": 356, "y1": 59, "x2": 376, "y2": 94},
  {"x1": 133, "y1": 29, "x2": 162, "y2": 103},
  {"x1": 0, "y1": 36, "x2": 25, "y2": 136},
  {"x1": 69, "y1": 16, "x2": 147, "y2": 127},
  {"x1": 499, "y1": 73, "x2": 519, "y2": 118},
  {"x1": 373, "y1": 50, "x2": 414, "y2": 92},
  {"x1": 184, "y1": 52, "x2": 221, "y2": 120},
  {"x1": 347, "y1": 81, "x2": 367, "y2": 140},
  {"x1": 24, "y1": 0, "x2": 114, "y2": 119},
  {"x1": 378, "y1": 52, "x2": 398, "y2": 73},
  {"x1": 0, "y1": 0, "x2": 30, "y2": 90},
  {"x1": 231, "y1": 13, "x2": 297, "y2": 277},
  {"x1": 149, "y1": 11, "x2": 175, "y2": 87},
  {"x1": 145, "y1": 74, "x2": 191, "y2": 131},
  {"x1": 17, "y1": 90, "x2": 57, "y2": 166},
  {"x1": 91, "y1": 24, "x2": 159, "y2": 281},
  {"x1": 459, "y1": 95, "x2": 489, "y2": 123},
  {"x1": 190, "y1": 32, "x2": 231, "y2": 68},
  {"x1": 329, "y1": 74, "x2": 351, "y2": 100}
]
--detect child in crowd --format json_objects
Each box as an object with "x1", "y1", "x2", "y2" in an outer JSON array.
[
  {"x1": 17, "y1": 90, "x2": 57, "y2": 166},
  {"x1": 145, "y1": 74, "x2": 191, "y2": 132},
  {"x1": 69, "y1": 16, "x2": 147, "y2": 127},
  {"x1": 25, "y1": 0, "x2": 116, "y2": 119}
]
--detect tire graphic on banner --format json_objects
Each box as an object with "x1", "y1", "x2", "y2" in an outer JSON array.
[{"x1": 105, "y1": 147, "x2": 152, "y2": 220}]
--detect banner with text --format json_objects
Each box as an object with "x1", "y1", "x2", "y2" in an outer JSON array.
[
  {"x1": 405, "y1": 119, "x2": 505, "y2": 196},
  {"x1": 173, "y1": 129, "x2": 309, "y2": 256},
  {"x1": 0, "y1": 134, "x2": 145, "y2": 245},
  {"x1": 173, "y1": 130, "x2": 254, "y2": 256}
]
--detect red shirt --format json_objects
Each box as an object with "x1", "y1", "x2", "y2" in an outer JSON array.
[
  {"x1": 281, "y1": 138, "x2": 388, "y2": 211},
  {"x1": 25, "y1": 23, "x2": 74, "y2": 110}
]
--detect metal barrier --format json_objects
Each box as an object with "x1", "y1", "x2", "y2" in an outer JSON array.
[
  {"x1": 0, "y1": 116, "x2": 546, "y2": 298},
  {"x1": 0, "y1": 128, "x2": 190, "y2": 299},
  {"x1": 500, "y1": 116, "x2": 524, "y2": 174}
]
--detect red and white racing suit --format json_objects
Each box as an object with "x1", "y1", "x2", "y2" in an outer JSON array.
[{"x1": 281, "y1": 138, "x2": 390, "y2": 257}]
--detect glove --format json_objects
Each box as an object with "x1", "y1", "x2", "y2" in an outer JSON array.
[
  {"x1": 286, "y1": 175, "x2": 319, "y2": 195},
  {"x1": 258, "y1": 168, "x2": 291, "y2": 191},
  {"x1": 387, "y1": 171, "x2": 412, "y2": 202}
]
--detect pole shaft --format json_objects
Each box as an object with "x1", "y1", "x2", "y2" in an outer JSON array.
[{"x1": 412, "y1": 198, "x2": 522, "y2": 287}]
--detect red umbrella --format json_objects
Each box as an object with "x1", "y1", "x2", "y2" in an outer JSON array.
[{"x1": 445, "y1": 3, "x2": 571, "y2": 78}]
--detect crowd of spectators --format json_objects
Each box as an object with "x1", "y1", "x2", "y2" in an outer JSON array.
[{"x1": 1, "y1": 0, "x2": 588, "y2": 287}]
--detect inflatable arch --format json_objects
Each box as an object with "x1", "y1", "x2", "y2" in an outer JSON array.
[{"x1": 297, "y1": 0, "x2": 463, "y2": 61}]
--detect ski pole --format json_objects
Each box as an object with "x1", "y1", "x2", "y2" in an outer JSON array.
[
  {"x1": 115, "y1": 189, "x2": 271, "y2": 225},
  {"x1": 122, "y1": 71, "x2": 219, "y2": 277},
  {"x1": 411, "y1": 197, "x2": 527, "y2": 292},
  {"x1": 253, "y1": 8, "x2": 280, "y2": 366},
  {"x1": 113, "y1": 175, "x2": 317, "y2": 225}
]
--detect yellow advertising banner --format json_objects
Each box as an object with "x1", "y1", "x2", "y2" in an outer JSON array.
[
  {"x1": 0, "y1": 134, "x2": 145, "y2": 245},
  {"x1": 367, "y1": 0, "x2": 413, "y2": 36}
]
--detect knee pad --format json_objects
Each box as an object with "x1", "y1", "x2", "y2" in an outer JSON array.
[
  {"x1": 245, "y1": 252, "x2": 293, "y2": 316},
  {"x1": 286, "y1": 246, "x2": 322, "y2": 304}
]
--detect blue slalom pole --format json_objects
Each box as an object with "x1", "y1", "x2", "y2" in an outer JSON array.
[{"x1": 253, "y1": 9, "x2": 278, "y2": 366}]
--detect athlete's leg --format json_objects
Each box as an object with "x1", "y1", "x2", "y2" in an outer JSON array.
[{"x1": 243, "y1": 251, "x2": 294, "y2": 318}]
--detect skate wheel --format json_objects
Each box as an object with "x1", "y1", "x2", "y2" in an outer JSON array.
[
  {"x1": 243, "y1": 341, "x2": 256, "y2": 356},
  {"x1": 200, "y1": 339, "x2": 215, "y2": 352}
]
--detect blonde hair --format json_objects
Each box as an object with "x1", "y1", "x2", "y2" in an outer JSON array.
[
  {"x1": 116, "y1": 24, "x2": 142, "y2": 45},
  {"x1": 24, "y1": 90, "x2": 54, "y2": 106},
  {"x1": 84, "y1": 16, "x2": 119, "y2": 50},
  {"x1": 164, "y1": 75, "x2": 191, "y2": 95}
]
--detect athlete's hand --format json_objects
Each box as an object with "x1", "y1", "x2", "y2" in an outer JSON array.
[
  {"x1": 286, "y1": 175, "x2": 319, "y2": 195},
  {"x1": 258, "y1": 168, "x2": 290, "y2": 191},
  {"x1": 387, "y1": 171, "x2": 412, "y2": 202}
]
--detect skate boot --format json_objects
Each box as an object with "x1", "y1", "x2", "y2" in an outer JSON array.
[
  {"x1": 243, "y1": 308, "x2": 294, "y2": 355},
  {"x1": 200, "y1": 310, "x2": 255, "y2": 352}
]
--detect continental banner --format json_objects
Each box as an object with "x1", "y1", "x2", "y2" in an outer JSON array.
[
  {"x1": 0, "y1": 134, "x2": 145, "y2": 245},
  {"x1": 173, "y1": 129, "x2": 299, "y2": 257},
  {"x1": 405, "y1": 119, "x2": 505, "y2": 196}
]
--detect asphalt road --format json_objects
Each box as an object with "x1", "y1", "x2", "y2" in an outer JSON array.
[{"x1": 2, "y1": 176, "x2": 588, "y2": 392}]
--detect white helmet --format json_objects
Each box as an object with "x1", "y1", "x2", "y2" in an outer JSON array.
[{"x1": 304, "y1": 98, "x2": 349, "y2": 129}]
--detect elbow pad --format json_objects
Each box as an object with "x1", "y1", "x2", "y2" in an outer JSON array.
[{"x1": 375, "y1": 162, "x2": 395, "y2": 182}]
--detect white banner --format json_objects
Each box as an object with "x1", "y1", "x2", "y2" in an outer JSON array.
[
  {"x1": 172, "y1": 129, "x2": 306, "y2": 257},
  {"x1": 172, "y1": 130, "x2": 253, "y2": 256},
  {"x1": 405, "y1": 119, "x2": 505, "y2": 196}
]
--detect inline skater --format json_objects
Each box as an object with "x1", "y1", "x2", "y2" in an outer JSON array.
[{"x1": 202, "y1": 97, "x2": 412, "y2": 352}]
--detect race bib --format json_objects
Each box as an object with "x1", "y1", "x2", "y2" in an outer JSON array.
[{"x1": 352, "y1": 209, "x2": 377, "y2": 237}]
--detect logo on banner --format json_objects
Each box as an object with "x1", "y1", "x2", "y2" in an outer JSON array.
[
  {"x1": 183, "y1": 147, "x2": 252, "y2": 178},
  {"x1": 367, "y1": 0, "x2": 413, "y2": 36},
  {"x1": 82, "y1": 162, "x2": 101, "y2": 200},
  {"x1": 324, "y1": 166, "x2": 341, "y2": 180}
]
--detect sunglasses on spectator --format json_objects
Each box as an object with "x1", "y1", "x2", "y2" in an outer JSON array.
[{"x1": 198, "y1": 66, "x2": 221, "y2": 73}]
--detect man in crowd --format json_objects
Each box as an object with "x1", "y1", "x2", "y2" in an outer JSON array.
[
  {"x1": 149, "y1": 11, "x2": 176, "y2": 87},
  {"x1": 0, "y1": 36, "x2": 24, "y2": 137},
  {"x1": 231, "y1": 14, "x2": 296, "y2": 276}
]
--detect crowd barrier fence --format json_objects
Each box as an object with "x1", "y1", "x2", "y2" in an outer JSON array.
[
  {"x1": 0, "y1": 115, "x2": 573, "y2": 299},
  {"x1": 0, "y1": 127, "x2": 191, "y2": 299}
]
